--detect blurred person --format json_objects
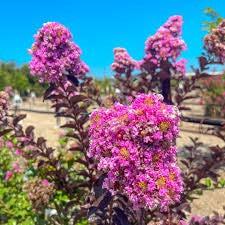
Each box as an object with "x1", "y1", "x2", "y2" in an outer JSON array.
[
  {"x1": 55, "y1": 109, "x2": 61, "y2": 127},
  {"x1": 178, "y1": 79, "x2": 185, "y2": 94},
  {"x1": 29, "y1": 91, "x2": 36, "y2": 109},
  {"x1": 55, "y1": 99, "x2": 62, "y2": 128},
  {"x1": 12, "y1": 91, "x2": 23, "y2": 115}
]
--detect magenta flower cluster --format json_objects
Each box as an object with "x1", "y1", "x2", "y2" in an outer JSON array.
[
  {"x1": 139, "y1": 15, "x2": 186, "y2": 74},
  {"x1": 89, "y1": 93, "x2": 183, "y2": 210},
  {"x1": 204, "y1": 20, "x2": 225, "y2": 63},
  {"x1": 173, "y1": 59, "x2": 187, "y2": 77},
  {"x1": 111, "y1": 48, "x2": 138, "y2": 74},
  {"x1": 29, "y1": 22, "x2": 89, "y2": 83}
]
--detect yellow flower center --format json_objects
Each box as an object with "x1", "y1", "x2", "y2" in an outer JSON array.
[
  {"x1": 168, "y1": 189, "x2": 175, "y2": 198},
  {"x1": 169, "y1": 173, "x2": 176, "y2": 181},
  {"x1": 138, "y1": 181, "x2": 147, "y2": 191},
  {"x1": 119, "y1": 147, "x2": 130, "y2": 159},
  {"x1": 156, "y1": 177, "x2": 166, "y2": 188},
  {"x1": 135, "y1": 109, "x2": 144, "y2": 115},
  {"x1": 144, "y1": 97, "x2": 153, "y2": 106},
  {"x1": 57, "y1": 30, "x2": 63, "y2": 37},
  {"x1": 117, "y1": 114, "x2": 128, "y2": 123},
  {"x1": 159, "y1": 121, "x2": 170, "y2": 132},
  {"x1": 32, "y1": 45, "x2": 37, "y2": 52},
  {"x1": 152, "y1": 153, "x2": 161, "y2": 163},
  {"x1": 140, "y1": 130, "x2": 148, "y2": 136},
  {"x1": 91, "y1": 114, "x2": 100, "y2": 124}
]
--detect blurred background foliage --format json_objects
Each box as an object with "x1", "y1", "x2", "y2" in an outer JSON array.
[
  {"x1": 0, "y1": 62, "x2": 116, "y2": 98},
  {"x1": 0, "y1": 62, "x2": 47, "y2": 96},
  {"x1": 203, "y1": 7, "x2": 223, "y2": 32}
]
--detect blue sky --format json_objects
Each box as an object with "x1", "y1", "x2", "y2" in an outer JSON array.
[{"x1": 0, "y1": 0, "x2": 224, "y2": 77}]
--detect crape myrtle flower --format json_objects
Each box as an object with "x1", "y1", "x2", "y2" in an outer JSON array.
[
  {"x1": 140, "y1": 15, "x2": 187, "y2": 75},
  {"x1": 0, "y1": 91, "x2": 9, "y2": 114},
  {"x1": 204, "y1": 19, "x2": 225, "y2": 63},
  {"x1": 0, "y1": 91, "x2": 9, "y2": 127},
  {"x1": 29, "y1": 22, "x2": 89, "y2": 83},
  {"x1": 89, "y1": 93, "x2": 183, "y2": 211},
  {"x1": 111, "y1": 47, "x2": 138, "y2": 74}
]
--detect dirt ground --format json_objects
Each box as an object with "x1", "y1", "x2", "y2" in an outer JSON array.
[{"x1": 14, "y1": 100, "x2": 225, "y2": 217}]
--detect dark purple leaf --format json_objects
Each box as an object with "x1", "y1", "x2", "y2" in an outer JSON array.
[
  {"x1": 87, "y1": 191, "x2": 112, "y2": 220},
  {"x1": 45, "y1": 94, "x2": 64, "y2": 101},
  {"x1": 65, "y1": 132, "x2": 81, "y2": 140},
  {"x1": 13, "y1": 114, "x2": 26, "y2": 126},
  {"x1": 70, "y1": 95, "x2": 87, "y2": 104},
  {"x1": 43, "y1": 84, "x2": 55, "y2": 100},
  {"x1": 74, "y1": 158, "x2": 88, "y2": 167},
  {"x1": 67, "y1": 75, "x2": 79, "y2": 86},
  {"x1": 60, "y1": 123, "x2": 77, "y2": 129},
  {"x1": 51, "y1": 102, "x2": 69, "y2": 109},
  {"x1": 37, "y1": 137, "x2": 46, "y2": 147},
  {"x1": 69, "y1": 146, "x2": 83, "y2": 152},
  {"x1": 113, "y1": 207, "x2": 131, "y2": 225},
  {"x1": 93, "y1": 174, "x2": 107, "y2": 198},
  {"x1": 179, "y1": 106, "x2": 191, "y2": 111},
  {"x1": 25, "y1": 126, "x2": 34, "y2": 137},
  {"x1": 180, "y1": 160, "x2": 190, "y2": 168},
  {"x1": 199, "y1": 56, "x2": 208, "y2": 71},
  {"x1": 0, "y1": 129, "x2": 13, "y2": 137}
]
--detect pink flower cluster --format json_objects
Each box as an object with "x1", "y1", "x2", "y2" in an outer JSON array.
[
  {"x1": 204, "y1": 20, "x2": 225, "y2": 63},
  {"x1": 0, "y1": 91, "x2": 9, "y2": 122},
  {"x1": 111, "y1": 48, "x2": 138, "y2": 73},
  {"x1": 173, "y1": 59, "x2": 187, "y2": 77},
  {"x1": 5, "y1": 140, "x2": 23, "y2": 156},
  {"x1": 89, "y1": 93, "x2": 183, "y2": 210},
  {"x1": 5, "y1": 161, "x2": 21, "y2": 181},
  {"x1": 4, "y1": 86, "x2": 13, "y2": 97},
  {"x1": 5, "y1": 171, "x2": 14, "y2": 181},
  {"x1": 140, "y1": 15, "x2": 186, "y2": 73},
  {"x1": 29, "y1": 22, "x2": 89, "y2": 83}
]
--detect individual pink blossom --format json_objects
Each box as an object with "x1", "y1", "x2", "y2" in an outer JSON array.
[
  {"x1": 15, "y1": 149, "x2": 22, "y2": 156},
  {"x1": 12, "y1": 161, "x2": 21, "y2": 173},
  {"x1": 5, "y1": 171, "x2": 13, "y2": 181},
  {"x1": 6, "y1": 141, "x2": 14, "y2": 149},
  {"x1": 25, "y1": 145, "x2": 36, "y2": 153},
  {"x1": 42, "y1": 179, "x2": 50, "y2": 187},
  {"x1": 89, "y1": 93, "x2": 182, "y2": 211}
]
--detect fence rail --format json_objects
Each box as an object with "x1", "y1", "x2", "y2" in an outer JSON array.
[
  {"x1": 182, "y1": 116, "x2": 225, "y2": 127},
  {"x1": 10, "y1": 107, "x2": 225, "y2": 127}
]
